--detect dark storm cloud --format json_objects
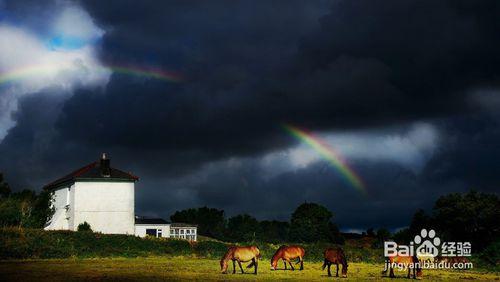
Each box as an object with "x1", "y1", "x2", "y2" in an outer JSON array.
[
  {"x1": 423, "y1": 115, "x2": 500, "y2": 193},
  {"x1": 135, "y1": 157, "x2": 467, "y2": 231},
  {"x1": 65, "y1": 0, "x2": 500, "y2": 157},
  {"x1": 1, "y1": 0, "x2": 500, "y2": 229}
]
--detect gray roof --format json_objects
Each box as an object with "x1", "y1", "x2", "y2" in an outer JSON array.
[
  {"x1": 171, "y1": 222, "x2": 197, "y2": 228},
  {"x1": 135, "y1": 218, "x2": 170, "y2": 225}
]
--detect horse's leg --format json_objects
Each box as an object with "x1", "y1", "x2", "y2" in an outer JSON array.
[
  {"x1": 299, "y1": 256, "x2": 304, "y2": 270},
  {"x1": 327, "y1": 263, "x2": 332, "y2": 277},
  {"x1": 253, "y1": 258, "x2": 258, "y2": 275},
  {"x1": 283, "y1": 259, "x2": 287, "y2": 270},
  {"x1": 407, "y1": 267, "x2": 411, "y2": 279},
  {"x1": 288, "y1": 259, "x2": 295, "y2": 271},
  {"x1": 232, "y1": 260, "x2": 236, "y2": 274},
  {"x1": 389, "y1": 266, "x2": 395, "y2": 278},
  {"x1": 336, "y1": 263, "x2": 339, "y2": 277},
  {"x1": 237, "y1": 260, "x2": 244, "y2": 274}
]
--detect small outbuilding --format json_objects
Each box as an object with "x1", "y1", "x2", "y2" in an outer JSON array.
[{"x1": 134, "y1": 216, "x2": 197, "y2": 241}]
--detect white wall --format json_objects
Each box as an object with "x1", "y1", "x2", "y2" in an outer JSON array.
[
  {"x1": 135, "y1": 224, "x2": 171, "y2": 238},
  {"x1": 44, "y1": 184, "x2": 73, "y2": 230},
  {"x1": 73, "y1": 181, "x2": 135, "y2": 234}
]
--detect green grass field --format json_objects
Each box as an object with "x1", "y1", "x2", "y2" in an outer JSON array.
[{"x1": 0, "y1": 257, "x2": 498, "y2": 281}]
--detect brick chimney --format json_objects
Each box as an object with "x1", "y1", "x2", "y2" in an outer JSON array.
[{"x1": 100, "y1": 153, "x2": 111, "y2": 177}]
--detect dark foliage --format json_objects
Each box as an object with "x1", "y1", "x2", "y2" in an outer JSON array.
[
  {"x1": 225, "y1": 214, "x2": 260, "y2": 242},
  {"x1": 288, "y1": 202, "x2": 342, "y2": 243},
  {"x1": 0, "y1": 173, "x2": 11, "y2": 198},
  {"x1": 258, "y1": 220, "x2": 290, "y2": 243},
  {"x1": 170, "y1": 207, "x2": 225, "y2": 239},
  {"x1": 77, "y1": 222, "x2": 92, "y2": 232},
  {"x1": 432, "y1": 191, "x2": 500, "y2": 250},
  {"x1": 0, "y1": 183, "x2": 54, "y2": 229},
  {"x1": 392, "y1": 191, "x2": 499, "y2": 252}
]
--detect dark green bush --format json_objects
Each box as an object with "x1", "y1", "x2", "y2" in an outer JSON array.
[
  {"x1": 77, "y1": 222, "x2": 92, "y2": 232},
  {"x1": 0, "y1": 227, "x2": 195, "y2": 259},
  {"x1": 478, "y1": 240, "x2": 500, "y2": 267},
  {"x1": 193, "y1": 241, "x2": 228, "y2": 258}
]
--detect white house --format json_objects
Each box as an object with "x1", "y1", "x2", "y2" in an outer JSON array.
[{"x1": 44, "y1": 154, "x2": 197, "y2": 241}]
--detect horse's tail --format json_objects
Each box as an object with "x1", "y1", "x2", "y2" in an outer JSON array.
[{"x1": 246, "y1": 261, "x2": 255, "y2": 269}]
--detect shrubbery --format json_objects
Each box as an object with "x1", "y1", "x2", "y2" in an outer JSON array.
[
  {"x1": 0, "y1": 227, "x2": 382, "y2": 262},
  {"x1": 77, "y1": 222, "x2": 92, "y2": 232},
  {"x1": 0, "y1": 228, "x2": 193, "y2": 259}
]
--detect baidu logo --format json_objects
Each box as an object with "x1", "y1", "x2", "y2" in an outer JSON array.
[
  {"x1": 414, "y1": 229, "x2": 440, "y2": 257},
  {"x1": 384, "y1": 228, "x2": 471, "y2": 258}
]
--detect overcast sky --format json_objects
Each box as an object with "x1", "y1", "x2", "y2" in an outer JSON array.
[{"x1": 1, "y1": 0, "x2": 499, "y2": 231}]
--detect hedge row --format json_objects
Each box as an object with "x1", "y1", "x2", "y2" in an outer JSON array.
[{"x1": 0, "y1": 228, "x2": 383, "y2": 262}]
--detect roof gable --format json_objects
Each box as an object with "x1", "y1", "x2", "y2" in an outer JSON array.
[{"x1": 44, "y1": 157, "x2": 138, "y2": 190}]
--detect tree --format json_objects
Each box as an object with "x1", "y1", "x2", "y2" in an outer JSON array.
[
  {"x1": 288, "y1": 202, "x2": 340, "y2": 243},
  {"x1": 373, "y1": 228, "x2": 391, "y2": 248},
  {"x1": 170, "y1": 206, "x2": 226, "y2": 239},
  {"x1": 0, "y1": 183, "x2": 54, "y2": 228},
  {"x1": 258, "y1": 220, "x2": 289, "y2": 243},
  {"x1": 366, "y1": 227, "x2": 375, "y2": 237},
  {"x1": 393, "y1": 228, "x2": 411, "y2": 244},
  {"x1": 409, "y1": 209, "x2": 432, "y2": 235},
  {"x1": 376, "y1": 228, "x2": 391, "y2": 242},
  {"x1": 0, "y1": 197, "x2": 22, "y2": 227},
  {"x1": 28, "y1": 190, "x2": 55, "y2": 228},
  {"x1": 0, "y1": 173, "x2": 11, "y2": 198},
  {"x1": 432, "y1": 190, "x2": 500, "y2": 250},
  {"x1": 226, "y1": 214, "x2": 260, "y2": 242}
]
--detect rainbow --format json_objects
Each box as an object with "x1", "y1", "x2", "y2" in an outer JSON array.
[
  {"x1": 0, "y1": 63, "x2": 183, "y2": 85},
  {"x1": 283, "y1": 123, "x2": 367, "y2": 195}
]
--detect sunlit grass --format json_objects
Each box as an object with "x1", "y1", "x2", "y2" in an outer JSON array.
[{"x1": 0, "y1": 257, "x2": 498, "y2": 281}]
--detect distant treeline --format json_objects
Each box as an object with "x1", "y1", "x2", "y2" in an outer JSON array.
[
  {"x1": 392, "y1": 190, "x2": 499, "y2": 252},
  {"x1": 170, "y1": 203, "x2": 344, "y2": 244},
  {"x1": 170, "y1": 190, "x2": 500, "y2": 253},
  {"x1": 0, "y1": 171, "x2": 498, "y2": 255}
]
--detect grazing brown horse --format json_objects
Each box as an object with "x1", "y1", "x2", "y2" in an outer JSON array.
[
  {"x1": 322, "y1": 247, "x2": 348, "y2": 278},
  {"x1": 220, "y1": 246, "x2": 261, "y2": 274},
  {"x1": 382, "y1": 255, "x2": 422, "y2": 279},
  {"x1": 270, "y1": 245, "x2": 305, "y2": 271}
]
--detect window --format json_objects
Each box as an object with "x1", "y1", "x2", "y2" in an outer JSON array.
[
  {"x1": 175, "y1": 229, "x2": 179, "y2": 234},
  {"x1": 146, "y1": 229, "x2": 156, "y2": 237},
  {"x1": 180, "y1": 229, "x2": 184, "y2": 234},
  {"x1": 186, "y1": 230, "x2": 190, "y2": 234},
  {"x1": 157, "y1": 230, "x2": 162, "y2": 237}
]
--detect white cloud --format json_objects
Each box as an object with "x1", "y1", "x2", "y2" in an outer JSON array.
[
  {"x1": 0, "y1": 5, "x2": 110, "y2": 140},
  {"x1": 260, "y1": 122, "x2": 439, "y2": 177},
  {"x1": 52, "y1": 6, "x2": 104, "y2": 41}
]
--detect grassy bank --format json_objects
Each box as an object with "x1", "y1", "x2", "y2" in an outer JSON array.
[
  {"x1": 2, "y1": 227, "x2": 497, "y2": 272},
  {"x1": 0, "y1": 257, "x2": 498, "y2": 281},
  {"x1": 0, "y1": 228, "x2": 382, "y2": 262}
]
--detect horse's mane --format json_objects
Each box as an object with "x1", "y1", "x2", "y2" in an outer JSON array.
[
  {"x1": 271, "y1": 245, "x2": 286, "y2": 262},
  {"x1": 335, "y1": 247, "x2": 348, "y2": 267},
  {"x1": 221, "y1": 246, "x2": 236, "y2": 261}
]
